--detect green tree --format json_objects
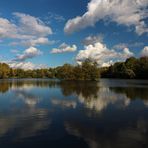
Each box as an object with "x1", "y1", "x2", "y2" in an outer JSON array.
[
  {"x1": 0, "y1": 63, "x2": 10, "y2": 78},
  {"x1": 56, "y1": 64, "x2": 74, "y2": 80},
  {"x1": 81, "y1": 60, "x2": 100, "y2": 80},
  {"x1": 138, "y1": 57, "x2": 148, "y2": 78}
]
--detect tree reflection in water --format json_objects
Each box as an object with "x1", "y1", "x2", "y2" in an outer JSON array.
[
  {"x1": 57, "y1": 80, "x2": 148, "y2": 112},
  {"x1": 1, "y1": 79, "x2": 148, "y2": 111},
  {"x1": 0, "y1": 79, "x2": 148, "y2": 148}
]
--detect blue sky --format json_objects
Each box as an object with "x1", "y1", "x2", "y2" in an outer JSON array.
[{"x1": 0, "y1": 0, "x2": 147, "y2": 69}]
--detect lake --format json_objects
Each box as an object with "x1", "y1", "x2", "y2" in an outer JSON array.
[{"x1": 0, "y1": 79, "x2": 148, "y2": 148}]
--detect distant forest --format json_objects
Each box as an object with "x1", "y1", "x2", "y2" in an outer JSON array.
[
  {"x1": 101, "y1": 56, "x2": 148, "y2": 79},
  {"x1": 0, "y1": 60, "x2": 100, "y2": 80},
  {"x1": 0, "y1": 56, "x2": 148, "y2": 80}
]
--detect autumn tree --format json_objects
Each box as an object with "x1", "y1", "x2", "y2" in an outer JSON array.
[{"x1": 0, "y1": 63, "x2": 10, "y2": 78}]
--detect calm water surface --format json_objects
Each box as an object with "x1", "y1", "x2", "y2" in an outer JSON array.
[{"x1": 0, "y1": 79, "x2": 148, "y2": 148}]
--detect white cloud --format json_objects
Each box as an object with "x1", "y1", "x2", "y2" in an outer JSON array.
[
  {"x1": 64, "y1": 0, "x2": 148, "y2": 35},
  {"x1": 82, "y1": 34, "x2": 104, "y2": 45},
  {"x1": 14, "y1": 47, "x2": 42, "y2": 61},
  {"x1": 0, "y1": 12, "x2": 53, "y2": 47},
  {"x1": 123, "y1": 48, "x2": 134, "y2": 56},
  {"x1": 102, "y1": 61, "x2": 114, "y2": 67},
  {"x1": 23, "y1": 37, "x2": 53, "y2": 46},
  {"x1": 141, "y1": 46, "x2": 148, "y2": 56},
  {"x1": 51, "y1": 43, "x2": 77, "y2": 54},
  {"x1": 9, "y1": 61, "x2": 46, "y2": 70},
  {"x1": 13, "y1": 12, "x2": 52, "y2": 36},
  {"x1": 0, "y1": 18, "x2": 18, "y2": 38},
  {"x1": 9, "y1": 61, "x2": 36, "y2": 69},
  {"x1": 76, "y1": 42, "x2": 134, "y2": 67}
]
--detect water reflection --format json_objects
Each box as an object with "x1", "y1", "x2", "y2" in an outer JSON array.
[
  {"x1": 0, "y1": 80, "x2": 10, "y2": 93},
  {"x1": 1, "y1": 79, "x2": 148, "y2": 112},
  {"x1": 0, "y1": 79, "x2": 148, "y2": 148},
  {"x1": 64, "y1": 118, "x2": 148, "y2": 148},
  {"x1": 51, "y1": 98, "x2": 77, "y2": 109},
  {"x1": 110, "y1": 87, "x2": 148, "y2": 101},
  {"x1": 78, "y1": 87, "x2": 131, "y2": 112},
  {"x1": 0, "y1": 108, "x2": 51, "y2": 139},
  {"x1": 14, "y1": 89, "x2": 41, "y2": 107},
  {"x1": 0, "y1": 80, "x2": 52, "y2": 141},
  {"x1": 58, "y1": 80, "x2": 148, "y2": 112},
  {"x1": 59, "y1": 81, "x2": 99, "y2": 98},
  {"x1": 0, "y1": 79, "x2": 58, "y2": 93}
]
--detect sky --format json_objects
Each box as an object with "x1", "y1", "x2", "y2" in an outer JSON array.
[{"x1": 0, "y1": 0, "x2": 148, "y2": 69}]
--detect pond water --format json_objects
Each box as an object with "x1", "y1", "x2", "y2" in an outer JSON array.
[{"x1": 0, "y1": 79, "x2": 148, "y2": 148}]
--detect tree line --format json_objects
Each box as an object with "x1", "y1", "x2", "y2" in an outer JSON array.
[
  {"x1": 101, "y1": 56, "x2": 148, "y2": 79},
  {"x1": 0, "y1": 60, "x2": 100, "y2": 80},
  {"x1": 0, "y1": 56, "x2": 148, "y2": 80}
]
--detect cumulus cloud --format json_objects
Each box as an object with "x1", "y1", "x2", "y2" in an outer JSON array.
[
  {"x1": 0, "y1": 12, "x2": 53, "y2": 46},
  {"x1": 13, "y1": 12, "x2": 52, "y2": 36},
  {"x1": 24, "y1": 37, "x2": 55, "y2": 47},
  {"x1": 9, "y1": 61, "x2": 46, "y2": 70},
  {"x1": 82, "y1": 34, "x2": 104, "y2": 45},
  {"x1": 76, "y1": 42, "x2": 134, "y2": 67},
  {"x1": 51, "y1": 43, "x2": 77, "y2": 54},
  {"x1": 14, "y1": 47, "x2": 42, "y2": 62},
  {"x1": 64, "y1": 0, "x2": 148, "y2": 35},
  {"x1": 9, "y1": 61, "x2": 37, "y2": 69},
  {"x1": 141, "y1": 46, "x2": 148, "y2": 56},
  {"x1": 123, "y1": 48, "x2": 134, "y2": 56},
  {"x1": 0, "y1": 18, "x2": 18, "y2": 38}
]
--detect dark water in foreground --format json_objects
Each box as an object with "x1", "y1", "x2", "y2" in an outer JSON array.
[{"x1": 0, "y1": 79, "x2": 148, "y2": 148}]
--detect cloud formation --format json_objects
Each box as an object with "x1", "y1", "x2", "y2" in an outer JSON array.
[
  {"x1": 64, "y1": 0, "x2": 148, "y2": 35},
  {"x1": 0, "y1": 12, "x2": 53, "y2": 46},
  {"x1": 13, "y1": 12, "x2": 52, "y2": 37},
  {"x1": 51, "y1": 43, "x2": 77, "y2": 54},
  {"x1": 141, "y1": 46, "x2": 148, "y2": 56},
  {"x1": 9, "y1": 61, "x2": 46, "y2": 70},
  {"x1": 76, "y1": 42, "x2": 134, "y2": 67},
  {"x1": 14, "y1": 47, "x2": 42, "y2": 62},
  {"x1": 0, "y1": 17, "x2": 18, "y2": 38},
  {"x1": 9, "y1": 61, "x2": 37, "y2": 69},
  {"x1": 82, "y1": 34, "x2": 104, "y2": 45}
]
